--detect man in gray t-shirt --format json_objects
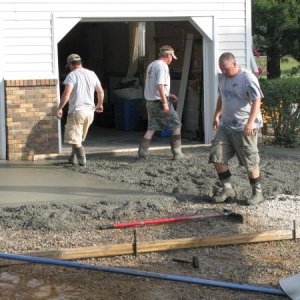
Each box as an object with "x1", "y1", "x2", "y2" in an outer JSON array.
[
  {"x1": 56, "y1": 54, "x2": 104, "y2": 166},
  {"x1": 209, "y1": 52, "x2": 264, "y2": 205},
  {"x1": 218, "y1": 68, "x2": 263, "y2": 131}
]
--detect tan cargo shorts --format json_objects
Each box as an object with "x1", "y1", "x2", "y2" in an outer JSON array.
[
  {"x1": 64, "y1": 110, "x2": 94, "y2": 145},
  {"x1": 208, "y1": 126, "x2": 260, "y2": 172}
]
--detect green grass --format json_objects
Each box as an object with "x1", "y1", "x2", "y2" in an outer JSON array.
[
  {"x1": 280, "y1": 55, "x2": 300, "y2": 78},
  {"x1": 255, "y1": 55, "x2": 300, "y2": 78}
]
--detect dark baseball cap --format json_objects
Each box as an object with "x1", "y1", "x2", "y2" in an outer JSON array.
[{"x1": 66, "y1": 54, "x2": 82, "y2": 67}]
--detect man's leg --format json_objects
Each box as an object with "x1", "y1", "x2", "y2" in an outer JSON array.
[
  {"x1": 68, "y1": 145, "x2": 76, "y2": 165},
  {"x1": 138, "y1": 130, "x2": 155, "y2": 159},
  {"x1": 170, "y1": 127, "x2": 184, "y2": 160},
  {"x1": 209, "y1": 127, "x2": 235, "y2": 203},
  {"x1": 75, "y1": 110, "x2": 94, "y2": 167},
  {"x1": 65, "y1": 111, "x2": 92, "y2": 167},
  {"x1": 235, "y1": 130, "x2": 264, "y2": 205},
  {"x1": 74, "y1": 144, "x2": 86, "y2": 167},
  {"x1": 212, "y1": 163, "x2": 236, "y2": 203},
  {"x1": 64, "y1": 114, "x2": 83, "y2": 165},
  {"x1": 246, "y1": 169, "x2": 264, "y2": 205}
]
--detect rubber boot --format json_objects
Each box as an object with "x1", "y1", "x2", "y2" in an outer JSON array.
[
  {"x1": 212, "y1": 177, "x2": 235, "y2": 203},
  {"x1": 74, "y1": 146, "x2": 86, "y2": 167},
  {"x1": 170, "y1": 135, "x2": 184, "y2": 160},
  {"x1": 68, "y1": 146, "x2": 76, "y2": 165},
  {"x1": 246, "y1": 183, "x2": 264, "y2": 205},
  {"x1": 138, "y1": 138, "x2": 151, "y2": 159}
]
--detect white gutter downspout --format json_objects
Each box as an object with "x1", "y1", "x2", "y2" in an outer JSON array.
[
  {"x1": 246, "y1": 0, "x2": 253, "y2": 70},
  {"x1": 0, "y1": 15, "x2": 6, "y2": 159},
  {"x1": 0, "y1": 78, "x2": 5, "y2": 160},
  {"x1": 51, "y1": 14, "x2": 62, "y2": 154}
]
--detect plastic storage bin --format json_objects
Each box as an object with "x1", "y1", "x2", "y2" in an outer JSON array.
[
  {"x1": 114, "y1": 98, "x2": 141, "y2": 131},
  {"x1": 160, "y1": 129, "x2": 172, "y2": 137}
]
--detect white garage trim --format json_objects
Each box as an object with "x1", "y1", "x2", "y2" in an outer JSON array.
[
  {"x1": 190, "y1": 16, "x2": 214, "y2": 41},
  {"x1": 191, "y1": 16, "x2": 218, "y2": 143},
  {"x1": 53, "y1": 16, "x2": 81, "y2": 44},
  {"x1": 0, "y1": 16, "x2": 6, "y2": 159},
  {"x1": 53, "y1": 15, "x2": 218, "y2": 145}
]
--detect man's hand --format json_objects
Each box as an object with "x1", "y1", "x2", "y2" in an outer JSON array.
[
  {"x1": 212, "y1": 116, "x2": 220, "y2": 130},
  {"x1": 162, "y1": 102, "x2": 170, "y2": 113},
  {"x1": 244, "y1": 122, "x2": 254, "y2": 136},
  {"x1": 169, "y1": 94, "x2": 177, "y2": 102},
  {"x1": 213, "y1": 96, "x2": 222, "y2": 130},
  {"x1": 95, "y1": 104, "x2": 103, "y2": 113},
  {"x1": 56, "y1": 108, "x2": 63, "y2": 119}
]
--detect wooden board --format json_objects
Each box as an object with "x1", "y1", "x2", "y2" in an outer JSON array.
[
  {"x1": 176, "y1": 33, "x2": 194, "y2": 120},
  {"x1": 0, "y1": 229, "x2": 294, "y2": 267}
]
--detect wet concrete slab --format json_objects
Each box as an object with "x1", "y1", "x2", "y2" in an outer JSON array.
[{"x1": 0, "y1": 161, "x2": 150, "y2": 207}]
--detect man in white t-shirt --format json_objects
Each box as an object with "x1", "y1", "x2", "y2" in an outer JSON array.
[
  {"x1": 56, "y1": 54, "x2": 104, "y2": 166},
  {"x1": 138, "y1": 45, "x2": 183, "y2": 160}
]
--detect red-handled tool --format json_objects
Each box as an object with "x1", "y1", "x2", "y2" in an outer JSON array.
[{"x1": 99, "y1": 209, "x2": 243, "y2": 229}]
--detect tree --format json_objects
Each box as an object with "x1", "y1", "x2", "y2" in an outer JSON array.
[{"x1": 252, "y1": 0, "x2": 300, "y2": 78}]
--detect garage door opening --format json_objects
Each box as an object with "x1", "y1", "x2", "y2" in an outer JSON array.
[{"x1": 57, "y1": 21, "x2": 204, "y2": 150}]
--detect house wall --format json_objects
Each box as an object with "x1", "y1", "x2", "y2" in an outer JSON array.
[
  {"x1": 0, "y1": 1, "x2": 249, "y2": 79},
  {"x1": 0, "y1": 0, "x2": 252, "y2": 160}
]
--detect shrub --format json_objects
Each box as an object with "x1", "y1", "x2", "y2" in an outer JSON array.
[{"x1": 260, "y1": 78, "x2": 300, "y2": 146}]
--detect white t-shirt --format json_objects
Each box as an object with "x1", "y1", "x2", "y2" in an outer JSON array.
[
  {"x1": 63, "y1": 68, "x2": 101, "y2": 114},
  {"x1": 144, "y1": 60, "x2": 170, "y2": 100},
  {"x1": 218, "y1": 69, "x2": 264, "y2": 131}
]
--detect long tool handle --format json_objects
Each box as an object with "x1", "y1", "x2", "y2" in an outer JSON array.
[
  {"x1": 0, "y1": 253, "x2": 287, "y2": 297},
  {"x1": 100, "y1": 212, "x2": 228, "y2": 230}
]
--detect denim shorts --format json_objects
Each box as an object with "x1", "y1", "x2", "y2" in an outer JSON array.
[
  {"x1": 208, "y1": 126, "x2": 260, "y2": 172},
  {"x1": 146, "y1": 100, "x2": 182, "y2": 131}
]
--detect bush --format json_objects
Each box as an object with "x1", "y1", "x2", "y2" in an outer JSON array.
[{"x1": 260, "y1": 78, "x2": 300, "y2": 146}]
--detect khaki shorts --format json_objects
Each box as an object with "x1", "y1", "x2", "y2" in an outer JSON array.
[
  {"x1": 64, "y1": 110, "x2": 94, "y2": 145},
  {"x1": 146, "y1": 100, "x2": 182, "y2": 131},
  {"x1": 208, "y1": 126, "x2": 260, "y2": 172}
]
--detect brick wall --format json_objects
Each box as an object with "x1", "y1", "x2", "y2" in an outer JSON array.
[{"x1": 5, "y1": 79, "x2": 59, "y2": 160}]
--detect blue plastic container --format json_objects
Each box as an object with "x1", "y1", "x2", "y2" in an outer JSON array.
[
  {"x1": 114, "y1": 99, "x2": 141, "y2": 131},
  {"x1": 160, "y1": 129, "x2": 172, "y2": 137}
]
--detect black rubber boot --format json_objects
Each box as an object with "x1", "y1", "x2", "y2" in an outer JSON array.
[
  {"x1": 138, "y1": 138, "x2": 151, "y2": 159},
  {"x1": 170, "y1": 135, "x2": 184, "y2": 160},
  {"x1": 74, "y1": 146, "x2": 86, "y2": 167}
]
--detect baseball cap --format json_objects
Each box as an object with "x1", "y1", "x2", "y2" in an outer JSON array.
[
  {"x1": 66, "y1": 54, "x2": 82, "y2": 67},
  {"x1": 159, "y1": 45, "x2": 177, "y2": 59}
]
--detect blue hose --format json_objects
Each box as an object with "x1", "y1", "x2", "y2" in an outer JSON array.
[{"x1": 0, "y1": 253, "x2": 286, "y2": 297}]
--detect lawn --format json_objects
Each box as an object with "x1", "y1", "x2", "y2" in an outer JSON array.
[
  {"x1": 255, "y1": 55, "x2": 300, "y2": 78},
  {"x1": 280, "y1": 55, "x2": 300, "y2": 77}
]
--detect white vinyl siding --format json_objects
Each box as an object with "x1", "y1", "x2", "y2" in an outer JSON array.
[
  {"x1": 1, "y1": 14, "x2": 53, "y2": 78},
  {"x1": 0, "y1": 0, "x2": 249, "y2": 79},
  {"x1": 1, "y1": 1, "x2": 245, "y2": 14}
]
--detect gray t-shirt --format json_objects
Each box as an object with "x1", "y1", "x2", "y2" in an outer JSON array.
[
  {"x1": 63, "y1": 68, "x2": 101, "y2": 114},
  {"x1": 144, "y1": 60, "x2": 170, "y2": 100},
  {"x1": 219, "y1": 69, "x2": 264, "y2": 131}
]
